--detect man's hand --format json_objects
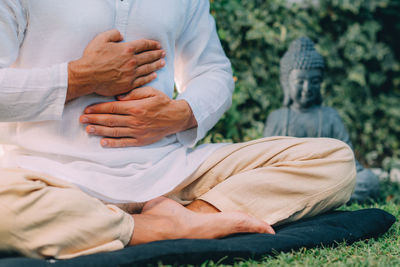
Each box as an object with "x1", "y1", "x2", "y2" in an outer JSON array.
[
  {"x1": 67, "y1": 29, "x2": 166, "y2": 102},
  {"x1": 80, "y1": 87, "x2": 197, "y2": 147}
]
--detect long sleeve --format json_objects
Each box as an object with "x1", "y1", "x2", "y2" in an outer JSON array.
[
  {"x1": 0, "y1": 0, "x2": 68, "y2": 122},
  {"x1": 174, "y1": 0, "x2": 234, "y2": 147}
]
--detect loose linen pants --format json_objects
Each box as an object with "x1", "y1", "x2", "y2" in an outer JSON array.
[{"x1": 0, "y1": 137, "x2": 356, "y2": 259}]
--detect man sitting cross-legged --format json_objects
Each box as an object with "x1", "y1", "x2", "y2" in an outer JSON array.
[{"x1": 0, "y1": 0, "x2": 356, "y2": 259}]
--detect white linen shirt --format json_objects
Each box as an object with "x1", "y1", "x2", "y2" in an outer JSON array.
[{"x1": 0, "y1": 0, "x2": 233, "y2": 203}]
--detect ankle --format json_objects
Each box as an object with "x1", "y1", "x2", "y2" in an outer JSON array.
[{"x1": 130, "y1": 214, "x2": 173, "y2": 245}]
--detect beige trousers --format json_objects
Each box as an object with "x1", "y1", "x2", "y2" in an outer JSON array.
[
  {"x1": 0, "y1": 169, "x2": 134, "y2": 259},
  {"x1": 0, "y1": 137, "x2": 356, "y2": 259},
  {"x1": 169, "y1": 137, "x2": 356, "y2": 225}
]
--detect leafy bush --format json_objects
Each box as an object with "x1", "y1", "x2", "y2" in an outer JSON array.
[{"x1": 205, "y1": 0, "x2": 400, "y2": 168}]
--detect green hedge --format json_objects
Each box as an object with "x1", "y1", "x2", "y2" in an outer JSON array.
[{"x1": 205, "y1": 0, "x2": 400, "y2": 169}]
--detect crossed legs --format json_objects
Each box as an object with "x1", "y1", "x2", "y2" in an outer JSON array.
[
  {"x1": 169, "y1": 137, "x2": 356, "y2": 226},
  {"x1": 0, "y1": 137, "x2": 356, "y2": 259},
  {"x1": 0, "y1": 169, "x2": 273, "y2": 259}
]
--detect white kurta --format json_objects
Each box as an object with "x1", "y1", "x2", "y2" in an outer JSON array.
[{"x1": 0, "y1": 0, "x2": 234, "y2": 203}]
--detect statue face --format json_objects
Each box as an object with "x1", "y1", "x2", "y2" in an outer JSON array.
[{"x1": 288, "y1": 69, "x2": 322, "y2": 109}]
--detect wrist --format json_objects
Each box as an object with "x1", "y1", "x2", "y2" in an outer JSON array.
[
  {"x1": 66, "y1": 60, "x2": 94, "y2": 102},
  {"x1": 174, "y1": 99, "x2": 197, "y2": 132}
]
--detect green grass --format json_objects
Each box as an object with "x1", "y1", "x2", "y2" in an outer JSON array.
[{"x1": 160, "y1": 180, "x2": 400, "y2": 267}]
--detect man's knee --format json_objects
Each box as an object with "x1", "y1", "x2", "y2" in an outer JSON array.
[
  {"x1": 313, "y1": 138, "x2": 356, "y2": 205},
  {"x1": 324, "y1": 138, "x2": 356, "y2": 176},
  {"x1": 308, "y1": 137, "x2": 356, "y2": 171},
  {"x1": 0, "y1": 169, "x2": 133, "y2": 259}
]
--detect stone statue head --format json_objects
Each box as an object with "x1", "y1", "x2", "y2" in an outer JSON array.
[{"x1": 280, "y1": 37, "x2": 325, "y2": 109}]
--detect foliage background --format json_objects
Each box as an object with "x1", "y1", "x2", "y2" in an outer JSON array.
[{"x1": 205, "y1": 0, "x2": 400, "y2": 170}]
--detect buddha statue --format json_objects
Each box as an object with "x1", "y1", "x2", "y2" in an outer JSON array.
[{"x1": 263, "y1": 37, "x2": 379, "y2": 202}]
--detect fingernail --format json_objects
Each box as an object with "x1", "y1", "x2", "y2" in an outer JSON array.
[
  {"x1": 161, "y1": 51, "x2": 166, "y2": 57},
  {"x1": 85, "y1": 108, "x2": 93, "y2": 113},
  {"x1": 88, "y1": 126, "x2": 95, "y2": 133},
  {"x1": 101, "y1": 139, "x2": 109, "y2": 147},
  {"x1": 81, "y1": 117, "x2": 89, "y2": 123},
  {"x1": 157, "y1": 43, "x2": 161, "y2": 49},
  {"x1": 160, "y1": 59, "x2": 166, "y2": 66}
]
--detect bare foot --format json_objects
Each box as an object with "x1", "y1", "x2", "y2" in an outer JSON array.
[
  {"x1": 130, "y1": 197, "x2": 275, "y2": 246},
  {"x1": 186, "y1": 199, "x2": 220, "y2": 213}
]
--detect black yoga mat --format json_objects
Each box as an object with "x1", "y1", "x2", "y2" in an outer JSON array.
[{"x1": 0, "y1": 208, "x2": 395, "y2": 267}]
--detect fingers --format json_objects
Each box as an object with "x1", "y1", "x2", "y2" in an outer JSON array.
[
  {"x1": 131, "y1": 73, "x2": 158, "y2": 89},
  {"x1": 80, "y1": 114, "x2": 132, "y2": 127},
  {"x1": 240, "y1": 214, "x2": 275, "y2": 235},
  {"x1": 84, "y1": 101, "x2": 131, "y2": 115},
  {"x1": 96, "y1": 29, "x2": 124, "y2": 43},
  {"x1": 135, "y1": 50, "x2": 166, "y2": 67},
  {"x1": 83, "y1": 123, "x2": 154, "y2": 148},
  {"x1": 83, "y1": 121, "x2": 157, "y2": 147},
  {"x1": 118, "y1": 87, "x2": 158, "y2": 101},
  {"x1": 125, "y1": 58, "x2": 165, "y2": 90},
  {"x1": 135, "y1": 58, "x2": 166, "y2": 77},
  {"x1": 129, "y1": 50, "x2": 166, "y2": 89},
  {"x1": 243, "y1": 216, "x2": 275, "y2": 235},
  {"x1": 129, "y1": 39, "x2": 161, "y2": 53},
  {"x1": 219, "y1": 212, "x2": 276, "y2": 236},
  {"x1": 100, "y1": 136, "x2": 161, "y2": 148},
  {"x1": 101, "y1": 138, "x2": 140, "y2": 148},
  {"x1": 85, "y1": 125, "x2": 134, "y2": 138}
]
